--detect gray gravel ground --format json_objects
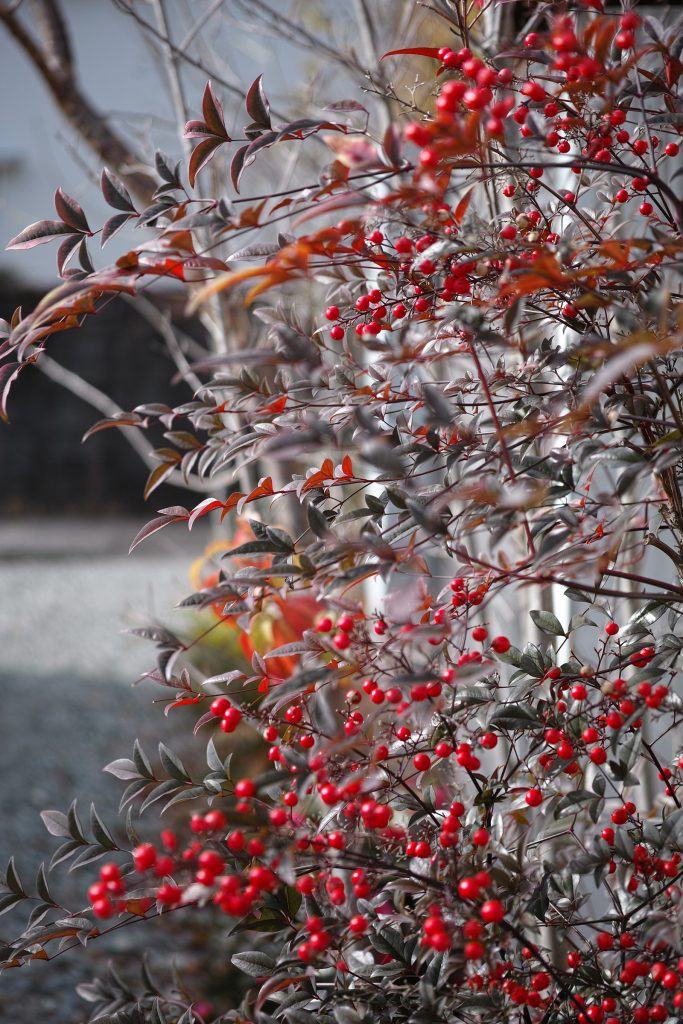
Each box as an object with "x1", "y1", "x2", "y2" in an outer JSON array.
[{"x1": 0, "y1": 520, "x2": 213, "y2": 1023}]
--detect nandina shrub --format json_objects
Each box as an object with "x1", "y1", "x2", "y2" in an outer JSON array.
[{"x1": 2, "y1": 3, "x2": 683, "y2": 1022}]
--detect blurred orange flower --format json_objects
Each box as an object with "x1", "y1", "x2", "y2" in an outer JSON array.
[{"x1": 189, "y1": 522, "x2": 323, "y2": 680}]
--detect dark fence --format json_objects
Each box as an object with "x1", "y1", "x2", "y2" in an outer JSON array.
[{"x1": 0, "y1": 284, "x2": 196, "y2": 515}]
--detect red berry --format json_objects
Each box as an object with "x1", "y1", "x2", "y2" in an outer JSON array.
[
  {"x1": 132, "y1": 843, "x2": 157, "y2": 871},
  {"x1": 491, "y1": 636, "x2": 511, "y2": 653},
  {"x1": 157, "y1": 883, "x2": 182, "y2": 906},
  {"x1": 99, "y1": 862, "x2": 121, "y2": 882},
  {"x1": 325, "y1": 305, "x2": 340, "y2": 321},
  {"x1": 92, "y1": 897, "x2": 114, "y2": 918},
  {"x1": 210, "y1": 696, "x2": 231, "y2": 717},
  {"x1": 458, "y1": 878, "x2": 481, "y2": 900},
  {"x1": 235, "y1": 778, "x2": 256, "y2": 799},
  {"x1": 615, "y1": 30, "x2": 634, "y2": 50},
  {"x1": 204, "y1": 809, "x2": 226, "y2": 831},
  {"x1": 480, "y1": 899, "x2": 505, "y2": 923},
  {"x1": 525, "y1": 788, "x2": 543, "y2": 807},
  {"x1": 472, "y1": 827, "x2": 490, "y2": 847}
]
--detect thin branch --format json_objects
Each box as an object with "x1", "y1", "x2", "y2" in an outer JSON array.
[
  {"x1": 121, "y1": 293, "x2": 203, "y2": 393},
  {"x1": 149, "y1": 0, "x2": 192, "y2": 164},
  {"x1": 112, "y1": 0, "x2": 248, "y2": 102}
]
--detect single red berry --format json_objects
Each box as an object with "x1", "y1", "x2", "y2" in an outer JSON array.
[
  {"x1": 210, "y1": 696, "x2": 231, "y2": 718},
  {"x1": 615, "y1": 29, "x2": 634, "y2": 49},
  {"x1": 132, "y1": 843, "x2": 157, "y2": 871},
  {"x1": 92, "y1": 897, "x2": 115, "y2": 918},
  {"x1": 337, "y1": 613, "x2": 354, "y2": 632},
  {"x1": 525, "y1": 788, "x2": 543, "y2": 807},
  {"x1": 234, "y1": 778, "x2": 256, "y2": 799},
  {"x1": 480, "y1": 899, "x2": 505, "y2": 924},
  {"x1": 204, "y1": 809, "x2": 226, "y2": 831}
]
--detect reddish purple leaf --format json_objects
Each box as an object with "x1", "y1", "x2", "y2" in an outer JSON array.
[
  {"x1": 100, "y1": 169, "x2": 136, "y2": 213},
  {"x1": 128, "y1": 510, "x2": 189, "y2": 554},
  {"x1": 189, "y1": 137, "x2": 226, "y2": 188},
  {"x1": 6, "y1": 219, "x2": 73, "y2": 250},
  {"x1": 101, "y1": 213, "x2": 135, "y2": 248},
  {"x1": 54, "y1": 188, "x2": 91, "y2": 233},
  {"x1": 230, "y1": 144, "x2": 250, "y2": 193},
  {"x1": 184, "y1": 119, "x2": 210, "y2": 139},
  {"x1": 56, "y1": 233, "x2": 82, "y2": 278},
  {"x1": 0, "y1": 361, "x2": 22, "y2": 422},
  {"x1": 245, "y1": 74, "x2": 271, "y2": 128},
  {"x1": 202, "y1": 81, "x2": 230, "y2": 139}
]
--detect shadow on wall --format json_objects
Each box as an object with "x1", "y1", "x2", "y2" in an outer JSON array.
[{"x1": 0, "y1": 282, "x2": 199, "y2": 516}]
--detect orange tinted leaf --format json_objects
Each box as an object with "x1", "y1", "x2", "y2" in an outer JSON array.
[
  {"x1": 260, "y1": 395, "x2": 288, "y2": 415},
  {"x1": 302, "y1": 471, "x2": 329, "y2": 493},
  {"x1": 143, "y1": 460, "x2": 179, "y2": 500},
  {"x1": 167, "y1": 695, "x2": 203, "y2": 711},
  {"x1": 454, "y1": 186, "x2": 475, "y2": 226},
  {"x1": 188, "y1": 265, "x2": 271, "y2": 311},
  {"x1": 220, "y1": 491, "x2": 246, "y2": 519},
  {"x1": 188, "y1": 497, "x2": 225, "y2": 529},
  {"x1": 381, "y1": 47, "x2": 442, "y2": 60}
]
